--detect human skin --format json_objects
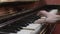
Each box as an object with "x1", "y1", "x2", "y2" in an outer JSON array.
[{"x1": 34, "y1": 9, "x2": 60, "y2": 24}]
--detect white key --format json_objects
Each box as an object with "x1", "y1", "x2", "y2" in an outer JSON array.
[
  {"x1": 23, "y1": 24, "x2": 42, "y2": 30},
  {"x1": 17, "y1": 24, "x2": 42, "y2": 34},
  {"x1": 9, "y1": 33, "x2": 16, "y2": 34},
  {"x1": 10, "y1": 24, "x2": 42, "y2": 34},
  {"x1": 17, "y1": 30, "x2": 34, "y2": 34}
]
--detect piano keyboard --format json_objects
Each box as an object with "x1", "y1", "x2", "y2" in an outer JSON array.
[
  {"x1": 17, "y1": 24, "x2": 42, "y2": 34},
  {"x1": 0, "y1": 24, "x2": 42, "y2": 34},
  {"x1": 8, "y1": 24, "x2": 42, "y2": 34},
  {"x1": 0, "y1": 14, "x2": 43, "y2": 34}
]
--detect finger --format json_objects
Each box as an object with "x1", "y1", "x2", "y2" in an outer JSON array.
[
  {"x1": 41, "y1": 17, "x2": 46, "y2": 19},
  {"x1": 49, "y1": 9, "x2": 58, "y2": 14},
  {"x1": 34, "y1": 18, "x2": 46, "y2": 24},
  {"x1": 46, "y1": 18, "x2": 57, "y2": 23},
  {"x1": 56, "y1": 15, "x2": 60, "y2": 20},
  {"x1": 37, "y1": 10, "x2": 48, "y2": 16},
  {"x1": 40, "y1": 10, "x2": 49, "y2": 16}
]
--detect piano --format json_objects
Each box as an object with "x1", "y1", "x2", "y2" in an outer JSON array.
[
  {"x1": 0, "y1": 0, "x2": 59, "y2": 34},
  {"x1": 0, "y1": 1, "x2": 47, "y2": 34}
]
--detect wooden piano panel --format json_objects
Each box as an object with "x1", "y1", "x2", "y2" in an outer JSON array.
[
  {"x1": 45, "y1": 0, "x2": 60, "y2": 5},
  {"x1": 52, "y1": 24, "x2": 60, "y2": 34},
  {"x1": 0, "y1": 0, "x2": 39, "y2": 2},
  {"x1": 16, "y1": 1, "x2": 45, "y2": 9},
  {"x1": 0, "y1": 0, "x2": 46, "y2": 16}
]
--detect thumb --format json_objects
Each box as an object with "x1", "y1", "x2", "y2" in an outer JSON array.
[{"x1": 49, "y1": 9, "x2": 58, "y2": 15}]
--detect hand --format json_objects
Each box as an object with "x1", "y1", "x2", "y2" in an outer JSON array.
[{"x1": 34, "y1": 9, "x2": 60, "y2": 24}]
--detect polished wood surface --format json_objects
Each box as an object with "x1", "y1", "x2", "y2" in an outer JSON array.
[
  {"x1": 52, "y1": 24, "x2": 60, "y2": 34},
  {"x1": 0, "y1": 1, "x2": 45, "y2": 17},
  {"x1": 0, "y1": 0, "x2": 40, "y2": 2},
  {"x1": 1, "y1": 0, "x2": 60, "y2": 5},
  {"x1": 45, "y1": 0, "x2": 60, "y2": 5}
]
